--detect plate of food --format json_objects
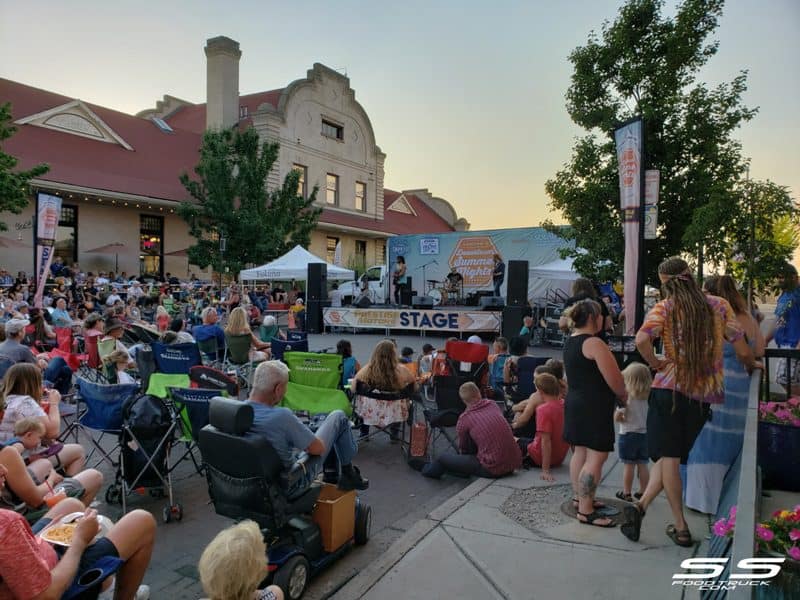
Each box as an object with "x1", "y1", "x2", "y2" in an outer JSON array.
[{"x1": 38, "y1": 512, "x2": 113, "y2": 547}]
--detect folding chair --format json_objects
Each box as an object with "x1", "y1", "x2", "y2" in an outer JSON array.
[
  {"x1": 423, "y1": 375, "x2": 468, "y2": 459},
  {"x1": 223, "y1": 333, "x2": 260, "y2": 390},
  {"x1": 189, "y1": 365, "x2": 240, "y2": 397},
  {"x1": 353, "y1": 380, "x2": 415, "y2": 448},
  {"x1": 167, "y1": 387, "x2": 216, "y2": 475},
  {"x1": 280, "y1": 351, "x2": 352, "y2": 416},
  {"x1": 74, "y1": 378, "x2": 140, "y2": 468},
  {"x1": 270, "y1": 337, "x2": 309, "y2": 362},
  {"x1": 151, "y1": 342, "x2": 202, "y2": 375},
  {"x1": 129, "y1": 323, "x2": 160, "y2": 344},
  {"x1": 445, "y1": 340, "x2": 489, "y2": 384},
  {"x1": 77, "y1": 335, "x2": 109, "y2": 384},
  {"x1": 197, "y1": 336, "x2": 223, "y2": 367},
  {"x1": 97, "y1": 338, "x2": 117, "y2": 364},
  {"x1": 287, "y1": 330, "x2": 307, "y2": 342}
]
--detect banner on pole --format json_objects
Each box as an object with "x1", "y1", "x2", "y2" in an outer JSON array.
[
  {"x1": 33, "y1": 192, "x2": 62, "y2": 308},
  {"x1": 644, "y1": 169, "x2": 660, "y2": 206},
  {"x1": 614, "y1": 119, "x2": 643, "y2": 334}
]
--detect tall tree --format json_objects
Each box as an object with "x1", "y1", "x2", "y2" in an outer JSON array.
[
  {"x1": 0, "y1": 102, "x2": 49, "y2": 231},
  {"x1": 544, "y1": 0, "x2": 760, "y2": 283},
  {"x1": 178, "y1": 127, "x2": 321, "y2": 277}
]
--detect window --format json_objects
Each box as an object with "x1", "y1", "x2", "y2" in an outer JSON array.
[
  {"x1": 239, "y1": 105, "x2": 249, "y2": 119},
  {"x1": 139, "y1": 215, "x2": 164, "y2": 279},
  {"x1": 54, "y1": 204, "x2": 78, "y2": 264},
  {"x1": 293, "y1": 164, "x2": 307, "y2": 198},
  {"x1": 321, "y1": 119, "x2": 343, "y2": 140},
  {"x1": 355, "y1": 181, "x2": 366, "y2": 212},
  {"x1": 377, "y1": 241, "x2": 387, "y2": 265},
  {"x1": 326, "y1": 236, "x2": 339, "y2": 264},
  {"x1": 151, "y1": 117, "x2": 173, "y2": 133},
  {"x1": 326, "y1": 173, "x2": 339, "y2": 206},
  {"x1": 355, "y1": 240, "x2": 367, "y2": 270}
]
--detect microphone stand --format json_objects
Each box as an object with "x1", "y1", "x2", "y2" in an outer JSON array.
[{"x1": 414, "y1": 260, "x2": 438, "y2": 295}]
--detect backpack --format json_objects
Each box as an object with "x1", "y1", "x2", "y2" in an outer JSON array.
[{"x1": 122, "y1": 394, "x2": 171, "y2": 438}]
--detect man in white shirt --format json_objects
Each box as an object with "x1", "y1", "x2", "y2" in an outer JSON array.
[
  {"x1": 329, "y1": 283, "x2": 343, "y2": 308},
  {"x1": 106, "y1": 288, "x2": 123, "y2": 306}
]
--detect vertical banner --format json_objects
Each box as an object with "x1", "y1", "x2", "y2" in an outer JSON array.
[
  {"x1": 614, "y1": 119, "x2": 643, "y2": 334},
  {"x1": 33, "y1": 192, "x2": 62, "y2": 307}
]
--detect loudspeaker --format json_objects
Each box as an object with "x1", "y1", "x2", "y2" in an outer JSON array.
[
  {"x1": 306, "y1": 299, "x2": 330, "y2": 334},
  {"x1": 307, "y1": 263, "x2": 327, "y2": 302},
  {"x1": 507, "y1": 260, "x2": 529, "y2": 306},
  {"x1": 400, "y1": 276, "x2": 413, "y2": 306},
  {"x1": 355, "y1": 296, "x2": 372, "y2": 308},
  {"x1": 480, "y1": 296, "x2": 505, "y2": 311},
  {"x1": 412, "y1": 296, "x2": 434, "y2": 309},
  {"x1": 502, "y1": 306, "x2": 525, "y2": 340}
]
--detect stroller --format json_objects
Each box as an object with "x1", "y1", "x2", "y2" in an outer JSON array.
[{"x1": 104, "y1": 393, "x2": 183, "y2": 523}]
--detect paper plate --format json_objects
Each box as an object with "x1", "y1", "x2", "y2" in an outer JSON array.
[{"x1": 38, "y1": 512, "x2": 113, "y2": 547}]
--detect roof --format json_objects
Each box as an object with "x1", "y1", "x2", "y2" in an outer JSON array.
[
  {"x1": 1, "y1": 78, "x2": 201, "y2": 202},
  {"x1": 321, "y1": 190, "x2": 454, "y2": 235},
  {"x1": 165, "y1": 88, "x2": 284, "y2": 133}
]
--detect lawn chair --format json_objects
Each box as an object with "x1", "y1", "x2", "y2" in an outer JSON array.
[
  {"x1": 196, "y1": 336, "x2": 224, "y2": 367},
  {"x1": 74, "y1": 377, "x2": 140, "y2": 468},
  {"x1": 129, "y1": 323, "x2": 160, "y2": 344},
  {"x1": 151, "y1": 342, "x2": 202, "y2": 375},
  {"x1": 280, "y1": 351, "x2": 351, "y2": 417},
  {"x1": 270, "y1": 337, "x2": 309, "y2": 362},
  {"x1": 77, "y1": 335, "x2": 109, "y2": 384},
  {"x1": 353, "y1": 380, "x2": 415, "y2": 449},
  {"x1": 287, "y1": 330, "x2": 307, "y2": 342},
  {"x1": 423, "y1": 375, "x2": 468, "y2": 458},
  {"x1": 168, "y1": 387, "x2": 217, "y2": 475},
  {"x1": 223, "y1": 332, "x2": 260, "y2": 391},
  {"x1": 445, "y1": 340, "x2": 489, "y2": 385},
  {"x1": 189, "y1": 365, "x2": 240, "y2": 397},
  {"x1": 97, "y1": 338, "x2": 117, "y2": 364}
]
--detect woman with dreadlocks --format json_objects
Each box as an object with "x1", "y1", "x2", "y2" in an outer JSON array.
[{"x1": 621, "y1": 257, "x2": 760, "y2": 547}]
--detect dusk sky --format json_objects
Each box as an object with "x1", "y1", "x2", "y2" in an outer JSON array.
[{"x1": 1, "y1": 0, "x2": 797, "y2": 230}]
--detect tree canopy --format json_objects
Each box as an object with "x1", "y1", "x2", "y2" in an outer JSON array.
[
  {"x1": 0, "y1": 102, "x2": 49, "y2": 231},
  {"x1": 178, "y1": 127, "x2": 322, "y2": 277},
  {"x1": 543, "y1": 0, "x2": 788, "y2": 284}
]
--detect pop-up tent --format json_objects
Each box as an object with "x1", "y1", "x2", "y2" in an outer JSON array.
[
  {"x1": 238, "y1": 245, "x2": 355, "y2": 281},
  {"x1": 528, "y1": 256, "x2": 581, "y2": 300}
]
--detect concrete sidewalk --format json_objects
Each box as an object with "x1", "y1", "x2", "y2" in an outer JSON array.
[{"x1": 333, "y1": 455, "x2": 710, "y2": 600}]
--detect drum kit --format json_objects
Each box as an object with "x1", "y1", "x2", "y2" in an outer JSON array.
[{"x1": 425, "y1": 279, "x2": 462, "y2": 306}]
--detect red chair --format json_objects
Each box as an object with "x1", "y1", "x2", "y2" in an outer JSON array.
[
  {"x1": 84, "y1": 334, "x2": 101, "y2": 369},
  {"x1": 54, "y1": 327, "x2": 74, "y2": 353},
  {"x1": 444, "y1": 340, "x2": 490, "y2": 386}
]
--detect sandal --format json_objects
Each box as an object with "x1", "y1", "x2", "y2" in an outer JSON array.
[
  {"x1": 621, "y1": 502, "x2": 645, "y2": 541},
  {"x1": 633, "y1": 492, "x2": 643, "y2": 500},
  {"x1": 577, "y1": 510, "x2": 616, "y2": 528},
  {"x1": 666, "y1": 524, "x2": 693, "y2": 547},
  {"x1": 572, "y1": 497, "x2": 606, "y2": 509},
  {"x1": 615, "y1": 491, "x2": 634, "y2": 502}
]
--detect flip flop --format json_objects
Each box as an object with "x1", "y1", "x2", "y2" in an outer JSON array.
[
  {"x1": 615, "y1": 491, "x2": 634, "y2": 502},
  {"x1": 572, "y1": 497, "x2": 606, "y2": 509},
  {"x1": 666, "y1": 524, "x2": 693, "y2": 547},
  {"x1": 577, "y1": 510, "x2": 616, "y2": 528},
  {"x1": 621, "y1": 503, "x2": 645, "y2": 542}
]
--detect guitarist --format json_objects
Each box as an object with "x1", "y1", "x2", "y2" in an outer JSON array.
[{"x1": 393, "y1": 255, "x2": 407, "y2": 306}]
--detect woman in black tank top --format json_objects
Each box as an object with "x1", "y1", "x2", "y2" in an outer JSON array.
[{"x1": 562, "y1": 299, "x2": 626, "y2": 527}]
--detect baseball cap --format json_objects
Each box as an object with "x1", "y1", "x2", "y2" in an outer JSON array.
[{"x1": 5, "y1": 318, "x2": 30, "y2": 336}]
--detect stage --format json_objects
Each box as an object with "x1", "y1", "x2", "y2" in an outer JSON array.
[{"x1": 322, "y1": 304, "x2": 502, "y2": 334}]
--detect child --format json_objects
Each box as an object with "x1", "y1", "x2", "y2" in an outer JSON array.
[
  {"x1": 510, "y1": 358, "x2": 565, "y2": 435},
  {"x1": 155, "y1": 305, "x2": 170, "y2": 332},
  {"x1": 488, "y1": 337, "x2": 510, "y2": 401},
  {"x1": 520, "y1": 373, "x2": 569, "y2": 481},
  {"x1": 614, "y1": 362, "x2": 651, "y2": 502},
  {"x1": 519, "y1": 315, "x2": 534, "y2": 337},
  {"x1": 106, "y1": 349, "x2": 136, "y2": 384},
  {"x1": 5, "y1": 417, "x2": 47, "y2": 462},
  {"x1": 198, "y1": 520, "x2": 283, "y2": 600}
]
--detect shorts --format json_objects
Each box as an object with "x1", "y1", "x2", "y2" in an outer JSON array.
[
  {"x1": 617, "y1": 432, "x2": 648, "y2": 464},
  {"x1": 646, "y1": 388, "x2": 710, "y2": 464}
]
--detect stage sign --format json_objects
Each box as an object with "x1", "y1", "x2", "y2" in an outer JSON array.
[{"x1": 323, "y1": 308, "x2": 501, "y2": 332}]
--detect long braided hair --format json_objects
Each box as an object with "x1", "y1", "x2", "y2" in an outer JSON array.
[{"x1": 658, "y1": 257, "x2": 719, "y2": 397}]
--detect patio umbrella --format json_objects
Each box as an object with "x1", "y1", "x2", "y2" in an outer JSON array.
[
  {"x1": 0, "y1": 236, "x2": 32, "y2": 248},
  {"x1": 86, "y1": 242, "x2": 126, "y2": 272},
  {"x1": 165, "y1": 248, "x2": 190, "y2": 276}
]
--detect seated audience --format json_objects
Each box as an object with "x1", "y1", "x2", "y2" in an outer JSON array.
[
  {"x1": 510, "y1": 359, "x2": 565, "y2": 437},
  {"x1": 225, "y1": 307, "x2": 270, "y2": 362},
  {"x1": 198, "y1": 520, "x2": 284, "y2": 600},
  {"x1": 195, "y1": 307, "x2": 226, "y2": 360},
  {"x1": 0, "y1": 319, "x2": 73, "y2": 395},
  {"x1": 155, "y1": 306, "x2": 170, "y2": 332},
  {"x1": 247, "y1": 361, "x2": 368, "y2": 499},
  {"x1": 337, "y1": 340, "x2": 360, "y2": 388},
  {"x1": 488, "y1": 337, "x2": 510, "y2": 401},
  {"x1": 169, "y1": 318, "x2": 195, "y2": 344},
  {"x1": 422, "y1": 382, "x2": 521, "y2": 479}
]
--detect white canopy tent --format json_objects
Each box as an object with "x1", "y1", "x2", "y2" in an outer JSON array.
[
  {"x1": 528, "y1": 256, "x2": 581, "y2": 300},
  {"x1": 239, "y1": 245, "x2": 355, "y2": 282}
]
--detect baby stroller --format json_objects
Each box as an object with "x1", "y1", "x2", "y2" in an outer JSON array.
[{"x1": 104, "y1": 393, "x2": 183, "y2": 523}]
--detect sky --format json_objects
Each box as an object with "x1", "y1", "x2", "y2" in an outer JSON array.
[{"x1": 1, "y1": 0, "x2": 797, "y2": 231}]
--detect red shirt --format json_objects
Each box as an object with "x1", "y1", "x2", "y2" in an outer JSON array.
[
  {"x1": 528, "y1": 400, "x2": 569, "y2": 468},
  {"x1": 456, "y1": 398, "x2": 521, "y2": 476},
  {"x1": 0, "y1": 509, "x2": 57, "y2": 599}
]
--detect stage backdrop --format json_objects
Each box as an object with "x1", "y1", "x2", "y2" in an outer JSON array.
[
  {"x1": 387, "y1": 227, "x2": 573, "y2": 302},
  {"x1": 323, "y1": 307, "x2": 501, "y2": 332}
]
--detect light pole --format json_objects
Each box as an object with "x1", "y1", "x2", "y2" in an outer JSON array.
[{"x1": 218, "y1": 233, "x2": 226, "y2": 299}]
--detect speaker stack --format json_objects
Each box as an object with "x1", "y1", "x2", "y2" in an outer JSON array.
[
  {"x1": 501, "y1": 306, "x2": 525, "y2": 340},
  {"x1": 412, "y1": 296, "x2": 434, "y2": 309},
  {"x1": 399, "y1": 276, "x2": 413, "y2": 306},
  {"x1": 506, "y1": 260, "x2": 529, "y2": 306},
  {"x1": 479, "y1": 296, "x2": 505, "y2": 311},
  {"x1": 306, "y1": 263, "x2": 328, "y2": 333}
]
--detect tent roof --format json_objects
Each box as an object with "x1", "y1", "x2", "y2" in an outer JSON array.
[
  {"x1": 239, "y1": 245, "x2": 355, "y2": 281},
  {"x1": 529, "y1": 257, "x2": 581, "y2": 281}
]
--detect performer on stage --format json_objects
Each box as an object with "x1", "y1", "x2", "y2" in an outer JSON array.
[
  {"x1": 445, "y1": 267, "x2": 463, "y2": 304},
  {"x1": 393, "y1": 255, "x2": 408, "y2": 305},
  {"x1": 492, "y1": 254, "x2": 505, "y2": 297}
]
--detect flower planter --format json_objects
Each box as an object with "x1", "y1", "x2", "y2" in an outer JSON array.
[
  {"x1": 754, "y1": 553, "x2": 800, "y2": 600},
  {"x1": 758, "y1": 421, "x2": 800, "y2": 492}
]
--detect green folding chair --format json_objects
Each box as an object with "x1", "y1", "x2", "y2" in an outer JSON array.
[
  {"x1": 223, "y1": 332, "x2": 260, "y2": 391},
  {"x1": 281, "y1": 351, "x2": 351, "y2": 416}
]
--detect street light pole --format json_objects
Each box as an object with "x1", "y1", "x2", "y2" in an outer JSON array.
[{"x1": 219, "y1": 233, "x2": 226, "y2": 300}]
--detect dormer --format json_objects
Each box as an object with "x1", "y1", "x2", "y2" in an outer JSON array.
[
  {"x1": 386, "y1": 193, "x2": 417, "y2": 216},
  {"x1": 14, "y1": 99, "x2": 133, "y2": 150}
]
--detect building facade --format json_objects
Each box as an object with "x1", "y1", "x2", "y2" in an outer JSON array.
[{"x1": 1, "y1": 36, "x2": 468, "y2": 279}]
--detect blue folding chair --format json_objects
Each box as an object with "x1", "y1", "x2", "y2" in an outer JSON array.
[
  {"x1": 151, "y1": 342, "x2": 202, "y2": 375},
  {"x1": 75, "y1": 378, "x2": 140, "y2": 468},
  {"x1": 270, "y1": 337, "x2": 309, "y2": 361},
  {"x1": 287, "y1": 331, "x2": 308, "y2": 342},
  {"x1": 168, "y1": 387, "x2": 217, "y2": 475}
]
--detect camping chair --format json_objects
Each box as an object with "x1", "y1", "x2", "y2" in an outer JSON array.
[
  {"x1": 77, "y1": 335, "x2": 109, "y2": 384},
  {"x1": 189, "y1": 365, "x2": 240, "y2": 397},
  {"x1": 270, "y1": 337, "x2": 309, "y2": 362},
  {"x1": 151, "y1": 342, "x2": 202, "y2": 375},
  {"x1": 287, "y1": 330, "x2": 307, "y2": 342},
  {"x1": 168, "y1": 387, "x2": 217, "y2": 475},
  {"x1": 506, "y1": 356, "x2": 549, "y2": 404},
  {"x1": 196, "y1": 336, "x2": 224, "y2": 367},
  {"x1": 97, "y1": 338, "x2": 117, "y2": 364},
  {"x1": 353, "y1": 380, "x2": 415, "y2": 449},
  {"x1": 423, "y1": 375, "x2": 468, "y2": 458},
  {"x1": 223, "y1": 333, "x2": 260, "y2": 390},
  {"x1": 280, "y1": 351, "x2": 352, "y2": 417},
  {"x1": 445, "y1": 340, "x2": 489, "y2": 385},
  {"x1": 74, "y1": 378, "x2": 140, "y2": 468},
  {"x1": 129, "y1": 323, "x2": 160, "y2": 344}
]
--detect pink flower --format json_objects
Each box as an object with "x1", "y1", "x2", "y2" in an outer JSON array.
[
  {"x1": 729, "y1": 505, "x2": 737, "y2": 519},
  {"x1": 713, "y1": 519, "x2": 732, "y2": 537},
  {"x1": 756, "y1": 526, "x2": 775, "y2": 541},
  {"x1": 775, "y1": 409, "x2": 793, "y2": 421},
  {"x1": 787, "y1": 397, "x2": 800, "y2": 407},
  {"x1": 790, "y1": 529, "x2": 800, "y2": 542},
  {"x1": 789, "y1": 546, "x2": 800, "y2": 561},
  {"x1": 766, "y1": 402, "x2": 778, "y2": 412},
  {"x1": 791, "y1": 418, "x2": 800, "y2": 427}
]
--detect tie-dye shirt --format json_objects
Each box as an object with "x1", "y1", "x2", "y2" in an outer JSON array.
[{"x1": 638, "y1": 294, "x2": 743, "y2": 404}]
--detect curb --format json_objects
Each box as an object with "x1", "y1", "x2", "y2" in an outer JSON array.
[{"x1": 332, "y1": 477, "x2": 494, "y2": 599}]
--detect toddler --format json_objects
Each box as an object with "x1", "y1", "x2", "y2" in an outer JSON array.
[
  {"x1": 614, "y1": 362, "x2": 651, "y2": 502},
  {"x1": 106, "y1": 349, "x2": 136, "y2": 384},
  {"x1": 6, "y1": 417, "x2": 47, "y2": 461}
]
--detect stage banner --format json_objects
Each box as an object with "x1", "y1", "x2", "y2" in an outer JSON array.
[
  {"x1": 323, "y1": 307, "x2": 501, "y2": 333},
  {"x1": 387, "y1": 227, "x2": 572, "y2": 301},
  {"x1": 614, "y1": 119, "x2": 643, "y2": 334},
  {"x1": 33, "y1": 192, "x2": 62, "y2": 308}
]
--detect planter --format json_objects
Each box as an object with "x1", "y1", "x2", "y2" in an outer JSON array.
[
  {"x1": 754, "y1": 553, "x2": 800, "y2": 600},
  {"x1": 758, "y1": 421, "x2": 800, "y2": 492}
]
